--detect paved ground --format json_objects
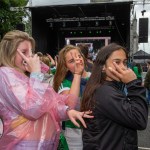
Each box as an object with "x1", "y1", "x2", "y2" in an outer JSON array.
[{"x1": 138, "y1": 105, "x2": 150, "y2": 150}]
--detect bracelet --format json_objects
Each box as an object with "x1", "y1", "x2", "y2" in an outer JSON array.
[{"x1": 74, "y1": 72, "x2": 82, "y2": 75}]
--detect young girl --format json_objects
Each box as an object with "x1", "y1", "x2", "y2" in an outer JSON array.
[
  {"x1": 81, "y1": 43, "x2": 148, "y2": 150},
  {"x1": 0, "y1": 30, "x2": 93, "y2": 149},
  {"x1": 53, "y1": 44, "x2": 91, "y2": 150}
]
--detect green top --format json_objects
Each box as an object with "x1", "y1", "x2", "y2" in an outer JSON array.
[
  {"x1": 50, "y1": 66, "x2": 56, "y2": 75},
  {"x1": 59, "y1": 79, "x2": 81, "y2": 129},
  {"x1": 133, "y1": 66, "x2": 142, "y2": 78},
  {"x1": 59, "y1": 74, "x2": 90, "y2": 129}
]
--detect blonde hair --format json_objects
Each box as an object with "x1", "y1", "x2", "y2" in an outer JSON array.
[
  {"x1": 40, "y1": 55, "x2": 50, "y2": 66},
  {"x1": 0, "y1": 30, "x2": 35, "y2": 68},
  {"x1": 40, "y1": 55, "x2": 51, "y2": 74},
  {"x1": 53, "y1": 44, "x2": 84, "y2": 92}
]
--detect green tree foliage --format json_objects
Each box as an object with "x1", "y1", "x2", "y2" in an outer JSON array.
[
  {"x1": 0, "y1": 0, "x2": 29, "y2": 38},
  {"x1": 10, "y1": 0, "x2": 28, "y2": 7}
]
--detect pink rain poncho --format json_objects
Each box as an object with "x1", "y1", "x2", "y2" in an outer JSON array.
[{"x1": 0, "y1": 67, "x2": 78, "y2": 150}]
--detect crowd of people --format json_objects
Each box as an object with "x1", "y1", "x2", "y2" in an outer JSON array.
[{"x1": 0, "y1": 30, "x2": 149, "y2": 150}]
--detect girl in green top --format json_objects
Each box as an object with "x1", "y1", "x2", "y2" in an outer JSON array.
[{"x1": 53, "y1": 44, "x2": 91, "y2": 150}]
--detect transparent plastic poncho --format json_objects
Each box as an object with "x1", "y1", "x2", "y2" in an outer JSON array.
[{"x1": 0, "y1": 67, "x2": 78, "y2": 150}]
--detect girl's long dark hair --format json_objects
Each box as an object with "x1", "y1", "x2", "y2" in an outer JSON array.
[{"x1": 80, "y1": 43, "x2": 127, "y2": 111}]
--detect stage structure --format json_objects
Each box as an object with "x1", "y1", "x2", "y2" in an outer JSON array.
[{"x1": 29, "y1": 1, "x2": 132, "y2": 56}]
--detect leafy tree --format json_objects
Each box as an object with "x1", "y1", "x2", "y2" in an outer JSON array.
[{"x1": 0, "y1": 0, "x2": 29, "y2": 39}]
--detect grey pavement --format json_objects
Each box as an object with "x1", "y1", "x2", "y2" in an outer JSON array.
[{"x1": 138, "y1": 105, "x2": 150, "y2": 150}]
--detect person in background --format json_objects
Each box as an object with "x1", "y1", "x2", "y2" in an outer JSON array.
[
  {"x1": 144, "y1": 60, "x2": 150, "y2": 105},
  {"x1": 36, "y1": 51, "x2": 51, "y2": 74},
  {"x1": 36, "y1": 52, "x2": 57, "y2": 85},
  {"x1": 81, "y1": 43, "x2": 148, "y2": 150},
  {"x1": 53, "y1": 44, "x2": 91, "y2": 150},
  {"x1": 132, "y1": 62, "x2": 143, "y2": 83},
  {"x1": 47, "y1": 53, "x2": 57, "y2": 68},
  {"x1": 40, "y1": 54, "x2": 54, "y2": 86},
  {"x1": 78, "y1": 44, "x2": 93, "y2": 72},
  {"x1": 0, "y1": 30, "x2": 93, "y2": 150},
  {"x1": 36, "y1": 51, "x2": 56, "y2": 73},
  {"x1": 47, "y1": 53, "x2": 58, "y2": 75}
]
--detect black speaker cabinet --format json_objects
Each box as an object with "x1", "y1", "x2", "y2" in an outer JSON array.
[{"x1": 138, "y1": 18, "x2": 149, "y2": 43}]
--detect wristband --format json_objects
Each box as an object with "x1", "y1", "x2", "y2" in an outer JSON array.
[
  {"x1": 74, "y1": 72, "x2": 82, "y2": 75},
  {"x1": 30, "y1": 72, "x2": 44, "y2": 81}
]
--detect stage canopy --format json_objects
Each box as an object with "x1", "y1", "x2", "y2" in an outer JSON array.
[
  {"x1": 133, "y1": 50, "x2": 150, "y2": 59},
  {"x1": 29, "y1": 1, "x2": 132, "y2": 55}
]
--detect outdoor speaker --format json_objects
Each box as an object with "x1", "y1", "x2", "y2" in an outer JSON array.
[{"x1": 138, "y1": 18, "x2": 148, "y2": 43}]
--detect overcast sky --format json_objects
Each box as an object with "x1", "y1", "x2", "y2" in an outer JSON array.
[{"x1": 134, "y1": 3, "x2": 150, "y2": 53}]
